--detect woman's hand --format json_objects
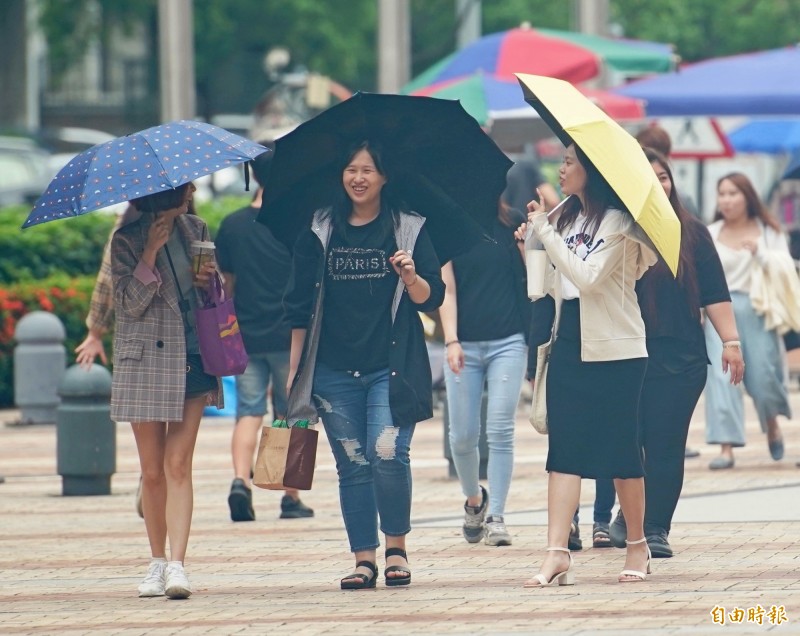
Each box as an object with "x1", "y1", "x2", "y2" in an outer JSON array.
[
  {"x1": 193, "y1": 260, "x2": 217, "y2": 289},
  {"x1": 514, "y1": 221, "x2": 528, "y2": 243},
  {"x1": 389, "y1": 249, "x2": 418, "y2": 286},
  {"x1": 446, "y1": 342, "x2": 465, "y2": 375},
  {"x1": 722, "y1": 346, "x2": 745, "y2": 385},
  {"x1": 526, "y1": 188, "x2": 549, "y2": 236},
  {"x1": 740, "y1": 239, "x2": 758, "y2": 255},
  {"x1": 75, "y1": 331, "x2": 107, "y2": 368},
  {"x1": 145, "y1": 217, "x2": 171, "y2": 253}
]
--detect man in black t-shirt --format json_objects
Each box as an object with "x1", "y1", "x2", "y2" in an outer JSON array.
[{"x1": 216, "y1": 144, "x2": 314, "y2": 522}]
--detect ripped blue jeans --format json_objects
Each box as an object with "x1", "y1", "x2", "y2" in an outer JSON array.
[{"x1": 313, "y1": 362, "x2": 416, "y2": 552}]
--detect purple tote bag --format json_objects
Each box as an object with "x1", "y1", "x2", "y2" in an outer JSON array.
[{"x1": 195, "y1": 274, "x2": 249, "y2": 376}]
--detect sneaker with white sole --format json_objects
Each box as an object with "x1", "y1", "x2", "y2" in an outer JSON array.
[
  {"x1": 164, "y1": 561, "x2": 192, "y2": 599},
  {"x1": 462, "y1": 485, "x2": 489, "y2": 543},
  {"x1": 137, "y1": 558, "x2": 166, "y2": 597},
  {"x1": 484, "y1": 515, "x2": 512, "y2": 546}
]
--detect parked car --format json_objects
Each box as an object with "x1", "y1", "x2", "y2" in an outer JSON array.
[{"x1": 0, "y1": 137, "x2": 52, "y2": 207}]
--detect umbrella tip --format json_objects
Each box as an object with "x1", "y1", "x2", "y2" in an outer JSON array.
[{"x1": 519, "y1": 21, "x2": 532, "y2": 30}]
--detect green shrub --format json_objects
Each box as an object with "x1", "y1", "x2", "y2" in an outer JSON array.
[
  {"x1": 0, "y1": 274, "x2": 98, "y2": 407},
  {"x1": 0, "y1": 196, "x2": 251, "y2": 283},
  {"x1": 0, "y1": 195, "x2": 251, "y2": 406}
]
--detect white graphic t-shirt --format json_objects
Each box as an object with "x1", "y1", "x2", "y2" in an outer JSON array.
[{"x1": 560, "y1": 213, "x2": 605, "y2": 299}]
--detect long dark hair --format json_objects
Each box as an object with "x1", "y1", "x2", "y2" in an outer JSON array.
[
  {"x1": 644, "y1": 147, "x2": 700, "y2": 318},
  {"x1": 714, "y1": 172, "x2": 781, "y2": 231},
  {"x1": 325, "y1": 140, "x2": 400, "y2": 242},
  {"x1": 555, "y1": 143, "x2": 626, "y2": 241}
]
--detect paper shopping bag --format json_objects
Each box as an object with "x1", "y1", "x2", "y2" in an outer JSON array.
[{"x1": 253, "y1": 425, "x2": 319, "y2": 491}]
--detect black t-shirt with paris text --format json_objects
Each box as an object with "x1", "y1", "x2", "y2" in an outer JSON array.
[{"x1": 317, "y1": 216, "x2": 399, "y2": 373}]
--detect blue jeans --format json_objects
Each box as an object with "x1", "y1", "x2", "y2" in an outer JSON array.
[
  {"x1": 443, "y1": 333, "x2": 526, "y2": 518},
  {"x1": 312, "y1": 363, "x2": 416, "y2": 552},
  {"x1": 235, "y1": 351, "x2": 290, "y2": 419}
]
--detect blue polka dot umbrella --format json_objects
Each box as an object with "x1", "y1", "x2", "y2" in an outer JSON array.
[{"x1": 22, "y1": 120, "x2": 268, "y2": 229}]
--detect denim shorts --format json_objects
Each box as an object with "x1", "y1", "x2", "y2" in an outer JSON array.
[{"x1": 235, "y1": 351, "x2": 290, "y2": 419}]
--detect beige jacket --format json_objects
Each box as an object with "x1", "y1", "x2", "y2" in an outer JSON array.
[
  {"x1": 533, "y1": 207, "x2": 657, "y2": 361},
  {"x1": 743, "y1": 223, "x2": 800, "y2": 335}
]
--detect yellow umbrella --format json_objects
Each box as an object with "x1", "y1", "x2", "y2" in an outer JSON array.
[{"x1": 515, "y1": 73, "x2": 681, "y2": 275}]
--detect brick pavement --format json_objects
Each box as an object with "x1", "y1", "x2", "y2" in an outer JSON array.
[{"x1": 1, "y1": 391, "x2": 799, "y2": 635}]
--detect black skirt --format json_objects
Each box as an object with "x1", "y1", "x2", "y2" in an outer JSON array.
[{"x1": 545, "y1": 299, "x2": 647, "y2": 479}]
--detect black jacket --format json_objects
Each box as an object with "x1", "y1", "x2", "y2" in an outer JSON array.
[{"x1": 283, "y1": 209, "x2": 445, "y2": 426}]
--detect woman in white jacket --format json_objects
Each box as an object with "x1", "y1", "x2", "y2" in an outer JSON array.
[
  {"x1": 705, "y1": 172, "x2": 792, "y2": 470},
  {"x1": 517, "y1": 143, "x2": 657, "y2": 587}
]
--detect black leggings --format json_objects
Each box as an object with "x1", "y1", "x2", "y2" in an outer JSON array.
[
  {"x1": 641, "y1": 362, "x2": 707, "y2": 532},
  {"x1": 591, "y1": 361, "x2": 708, "y2": 532}
]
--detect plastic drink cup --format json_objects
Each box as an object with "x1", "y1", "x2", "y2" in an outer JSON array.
[
  {"x1": 525, "y1": 249, "x2": 549, "y2": 300},
  {"x1": 190, "y1": 240, "x2": 215, "y2": 277}
]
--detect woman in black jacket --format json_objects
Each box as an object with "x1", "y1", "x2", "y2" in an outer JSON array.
[{"x1": 283, "y1": 141, "x2": 444, "y2": 590}]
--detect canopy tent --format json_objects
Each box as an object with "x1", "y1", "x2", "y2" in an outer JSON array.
[
  {"x1": 728, "y1": 119, "x2": 800, "y2": 154},
  {"x1": 402, "y1": 25, "x2": 676, "y2": 94},
  {"x1": 409, "y1": 73, "x2": 645, "y2": 125},
  {"x1": 614, "y1": 46, "x2": 800, "y2": 116}
]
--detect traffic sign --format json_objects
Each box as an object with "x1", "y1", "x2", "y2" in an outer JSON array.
[{"x1": 654, "y1": 117, "x2": 735, "y2": 159}]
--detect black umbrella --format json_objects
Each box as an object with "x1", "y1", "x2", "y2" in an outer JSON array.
[{"x1": 257, "y1": 92, "x2": 513, "y2": 263}]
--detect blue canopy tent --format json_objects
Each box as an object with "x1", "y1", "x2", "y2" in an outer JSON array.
[
  {"x1": 614, "y1": 46, "x2": 800, "y2": 116},
  {"x1": 728, "y1": 120, "x2": 800, "y2": 154}
]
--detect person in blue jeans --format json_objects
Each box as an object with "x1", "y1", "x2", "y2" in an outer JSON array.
[
  {"x1": 216, "y1": 146, "x2": 313, "y2": 522},
  {"x1": 440, "y1": 200, "x2": 528, "y2": 546},
  {"x1": 284, "y1": 141, "x2": 444, "y2": 590}
]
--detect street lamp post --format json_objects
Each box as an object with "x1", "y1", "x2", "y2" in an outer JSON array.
[{"x1": 158, "y1": 0, "x2": 196, "y2": 121}]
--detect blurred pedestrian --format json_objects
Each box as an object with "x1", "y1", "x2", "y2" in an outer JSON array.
[
  {"x1": 283, "y1": 140, "x2": 444, "y2": 590},
  {"x1": 635, "y1": 124, "x2": 699, "y2": 219},
  {"x1": 608, "y1": 148, "x2": 744, "y2": 558},
  {"x1": 215, "y1": 144, "x2": 314, "y2": 522},
  {"x1": 503, "y1": 155, "x2": 560, "y2": 212},
  {"x1": 704, "y1": 173, "x2": 792, "y2": 470},
  {"x1": 440, "y1": 199, "x2": 527, "y2": 547},
  {"x1": 111, "y1": 182, "x2": 220, "y2": 599},
  {"x1": 517, "y1": 142, "x2": 657, "y2": 587}
]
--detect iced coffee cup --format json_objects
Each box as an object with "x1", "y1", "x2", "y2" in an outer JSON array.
[{"x1": 190, "y1": 240, "x2": 216, "y2": 279}]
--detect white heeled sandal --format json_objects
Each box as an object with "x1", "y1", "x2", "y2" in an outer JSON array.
[
  {"x1": 619, "y1": 537, "x2": 652, "y2": 582},
  {"x1": 524, "y1": 547, "x2": 575, "y2": 588}
]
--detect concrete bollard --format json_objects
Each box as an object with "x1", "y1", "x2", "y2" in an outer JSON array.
[
  {"x1": 13, "y1": 311, "x2": 66, "y2": 424},
  {"x1": 56, "y1": 364, "x2": 115, "y2": 496},
  {"x1": 443, "y1": 390, "x2": 489, "y2": 480}
]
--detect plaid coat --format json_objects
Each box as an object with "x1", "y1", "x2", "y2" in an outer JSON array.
[{"x1": 110, "y1": 213, "x2": 222, "y2": 422}]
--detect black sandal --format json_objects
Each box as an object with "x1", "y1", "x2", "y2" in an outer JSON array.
[
  {"x1": 384, "y1": 547, "x2": 411, "y2": 587},
  {"x1": 593, "y1": 522, "x2": 612, "y2": 548},
  {"x1": 340, "y1": 561, "x2": 377, "y2": 590}
]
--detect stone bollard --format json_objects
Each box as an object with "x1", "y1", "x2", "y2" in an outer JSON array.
[
  {"x1": 56, "y1": 364, "x2": 115, "y2": 496},
  {"x1": 13, "y1": 311, "x2": 66, "y2": 424},
  {"x1": 443, "y1": 390, "x2": 489, "y2": 480}
]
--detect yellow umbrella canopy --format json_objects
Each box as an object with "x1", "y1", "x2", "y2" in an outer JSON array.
[{"x1": 515, "y1": 73, "x2": 680, "y2": 276}]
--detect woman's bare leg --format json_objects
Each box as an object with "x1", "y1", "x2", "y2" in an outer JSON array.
[
  {"x1": 131, "y1": 421, "x2": 168, "y2": 558},
  {"x1": 615, "y1": 477, "x2": 649, "y2": 580},
  {"x1": 163, "y1": 396, "x2": 205, "y2": 563}
]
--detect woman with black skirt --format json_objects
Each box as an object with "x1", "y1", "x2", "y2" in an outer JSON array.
[{"x1": 516, "y1": 143, "x2": 657, "y2": 587}]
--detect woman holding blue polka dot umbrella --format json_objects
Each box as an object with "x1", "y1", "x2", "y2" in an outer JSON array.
[{"x1": 22, "y1": 121, "x2": 266, "y2": 600}]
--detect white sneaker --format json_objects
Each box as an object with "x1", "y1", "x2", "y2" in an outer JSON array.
[
  {"x1": 164, "y1": 561, "x2": 192, "y2": 599},
  {"x1": 137, "y1": 559, "x2": 166, "y2": 597},
  {"x1": 484, "y1": 515, "x2": 512, "y2": 546}
]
